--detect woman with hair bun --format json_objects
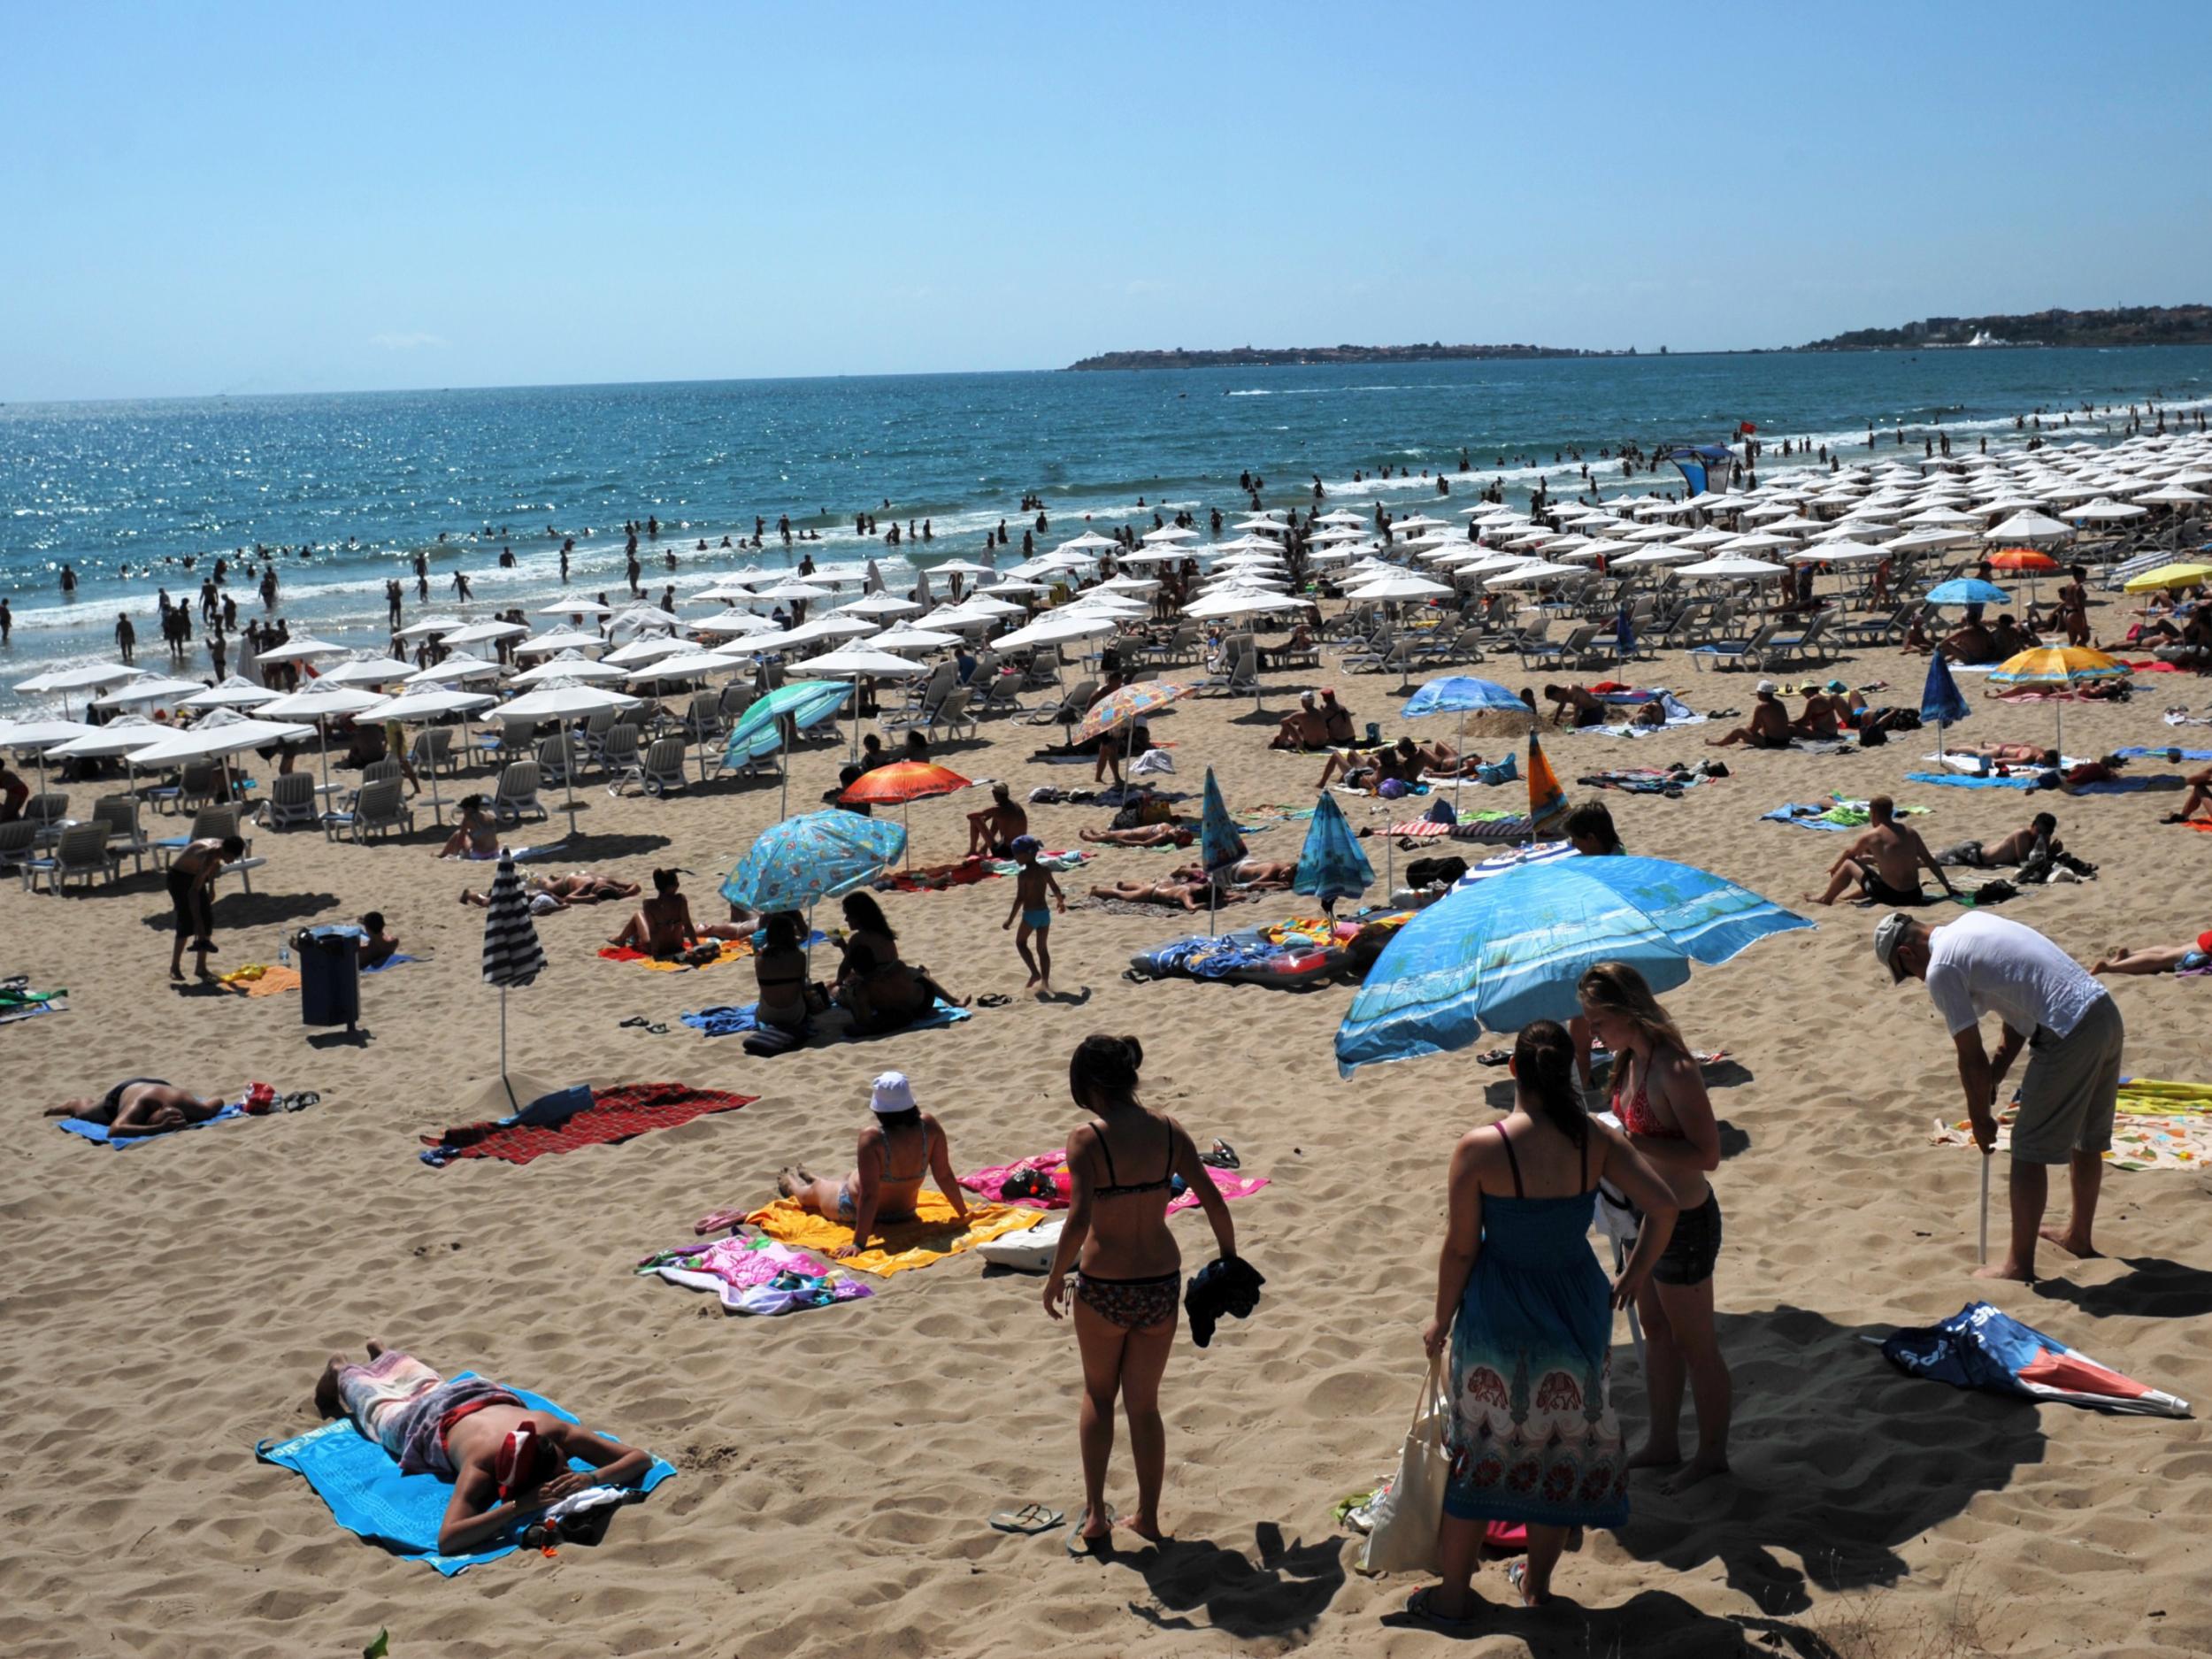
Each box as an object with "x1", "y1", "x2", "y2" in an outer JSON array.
[
  {"x1": 1044, "y1": 1034, "x2": 1237, "y2": 1555},
  {"x1": 1409, "y1": 1019, "x2": 1677, "y2": 1626}
]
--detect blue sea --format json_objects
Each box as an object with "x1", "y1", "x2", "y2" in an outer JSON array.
[{"x1": 4, "y1": 346, "x2": 2209, "y2": 696}]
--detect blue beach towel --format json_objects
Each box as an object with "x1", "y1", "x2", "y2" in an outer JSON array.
[
  {"x1": 1762, "y1": 803, "x2": 1855, "y2": 831},
  {"x1": 2117, "y1": 747, "x2": 2212, "y2": 761},
  {"x1": 1906, "y1": 770, "x2": 2179, "y2": 795},
  {"x1": 361, "y1": 953, "x2": 419, "y2": 973},
  {"x1": 680, "y1": 998, "x2": 972, "y2": 1041},
  {"x1": 57, "y1": 1102, "x2": 246, "y2": 1148},
  {"x1": 256, "y1": 1372, "x2": 675, "y2": 1575}
]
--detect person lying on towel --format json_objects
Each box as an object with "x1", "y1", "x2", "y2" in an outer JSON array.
[
  {"x1": 1938, "y1": 812, "x2": 2062, "y2": 869},
  {"x1": 1091, "y1": 877, "x2": 1211, "y2": 910},
  {"x1": 2091, "y1": 929, "x2": 2212, "y2": 978},
  {"x1": 777, "y1": 1071, "x2": 968, "y2": 1258},
  {"x1": 314, "y1": 1341, "x2": 657, "y2": 1555},
  {"x1": 46, "y1": 1079, "x2": 227, "y2": 1136},
  {"x1": 1080, "y1": 823, "x2": 1196, "y2": 848}
]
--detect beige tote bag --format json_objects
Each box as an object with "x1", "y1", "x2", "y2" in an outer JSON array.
[{"x1": 1359, "y1": 1356, "x2": 1451, "y2": 1574}]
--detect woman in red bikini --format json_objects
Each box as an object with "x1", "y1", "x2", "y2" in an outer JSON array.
[
  {"x1": 1042, "y1": 1034, "x2": 1237, "y2": 1555},
  {"x1": 1577, "y1": 962, "x2": 1732, "y2": 1494}
]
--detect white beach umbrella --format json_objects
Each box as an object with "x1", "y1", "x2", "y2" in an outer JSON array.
[
  {"x1": 623, "y1": 651, "x2": 740, "y2": 686},
  {"x1": 93, "y1": 672, "x2": 205, "y2": 710},
  {"x1": 12, "y1": 662, "x2": 140, "y2": 718},
  {"x1": 514, "y1": 629, "x2": 605, "y2": 658},
  {"x1": 512, "y1": 650, "x2": 629, "y2": 685},
  {"x1": 601, "y1": 635, "x2": 691, "y2": 667},
  {"x1": 1056, "y1": 532, "x2": 1118, "y2": 554},
  {"x1": 255, "y1": 635, "x2": 347, "y2": 665},
  {"x1": 396, "y1": 614, "x2": 464, "y2": 640},
  {"x1": 1679, "y1": 554, "x2": 1789, "y2": 579},
  {"x1": 535, "y1": 598, "x2": 614, "y2": 617},
  {"x1": 439, "y1": 619, "x2": 529, "y2": 649},
  {"x1": 692, "y1": 612, "x2": 779, "y2": 638},
  {"x1": 995, "y1": 614, "x2": 1118, "y2": 650},
  {"x1": 180, "y1": 674, "x2": 281, "y2": 710},
  {"x1": 318, "y1": 655, "x2": 419, "y2": 687},
  {"x1": 609, "y1": 606, "x2": 687, "y2": 631},
  {"x1": 871, "y1": 626, "x2": 965, "y2": 654},
  {"x1": 2139, "y1": 483, "x2": 2210, "y2": 505},
  {"x1": 839, "y1": 593, "x2": 922, "y2": 618},
  {"x1": 2066, "y1": 497, "x2": 2149, "y2": 522},
  {"x1": 497, "y1": 680, "x2": 644, "y2": 832},
  {"x1": 926, "y1": 558, "x2": 999, "y2": 576},
  {"x1": 1983, "y1": 510, "x2": 2075, "y2": 545},
  {"x1": 1348, "y1": 572, "x2": 1455, "y2": 601},
  {"x1": 0, "y1": 716, "x2": 98, "y2": 796},
  {"x1": 1141, "y1": 525, "x2": 1200, "y2": 543},
  {"x1": 126, "y1": 710, "x2": 315, "y2": 768},
  {"x1": 404, "y1": 652, "x2": 505, "y2": 686},
  {"x1": 258, "y1": 682, "x2": 390, "y2": 792},
  {"x1": 1484, "y1": 560, "x2": 1584, "y2": 588}
]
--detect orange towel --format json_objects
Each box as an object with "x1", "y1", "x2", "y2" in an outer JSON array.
[
  {"x1": 741, "y1": 1191, "x2": 1042, "y2": 1277},
  {"x1": 217, "y1": 964, "x2": 303, "y2": 997},
  {"x1": 597, "y1": 939, "x2": 755, "y2": 972}
]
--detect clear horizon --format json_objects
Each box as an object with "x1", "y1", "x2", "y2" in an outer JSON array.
[{"x1": 4, "y1": 0, "x2": 2209, "y2": 403}]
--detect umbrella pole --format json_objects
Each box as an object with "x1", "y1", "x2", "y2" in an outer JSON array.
[
  {"x1": 318, "y1": 718, "x2": 332, "y2": 795},
  {"x1": 426, "y1": 727, "x2": 445, "y2": 826},
  {"x1": 2055, "y1": 701, "x2": 2063, "y2": 760},
  {"x1": 563, "y1": 757, "x2": 579, "y2": 840},
  {"x1": 1454, "y1": 711, "x2": 1466, "y2": 814},
  {"x1": 903, "y1": 798, "x2": 912, "y2": 868},
  {"x1": 1978, "y1": 1151, "x2": 1991, "y2": 1265}
]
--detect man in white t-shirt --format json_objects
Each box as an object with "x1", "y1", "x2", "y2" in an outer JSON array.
[{"x1": 1873, "y1": 910, "x2": 2123, "y2": 1283}]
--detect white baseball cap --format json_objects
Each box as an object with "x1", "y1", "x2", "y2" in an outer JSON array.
[
  {"x1": 1755, "y1": 679, "x2": 1777, "y2": 695},
  {"x1": 869, "y1": 1071, "x2": 917, "y2": 1114},
  {"x1": 1872, "y1": 912, "x2": 1918, "y2": 982}
]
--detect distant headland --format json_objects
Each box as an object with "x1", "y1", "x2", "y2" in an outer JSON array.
[
  {"x1": 1801, "y1": 304, "x2": 2212, "y2": 351},
  {"x1": 1064, "y1": 342, "x2": 1637, "y2": 371}
]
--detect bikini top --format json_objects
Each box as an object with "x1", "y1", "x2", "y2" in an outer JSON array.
[
  {"x1": 1090, "y1": 1116, "x2": 1176, "y2": 1198},
  {"x1": 877, "y1": 1128, "x2": 930, "y2": 1184},
  {"x1": 1611, "y1": 1056, "x2": 1685, "y2": 1141},
  {"x1": 1494, "y1": 1120, "x2": 1593, "y2": 1197}
]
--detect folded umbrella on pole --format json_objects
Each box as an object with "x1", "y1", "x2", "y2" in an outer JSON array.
[
  {"x1": 1920, "y1": 652, "x2": 1970, "y2": 761},
  {"x1": 1293, "y1": 791, "x2": 1371, "y2": 914},
  {"x1": 1199, "y1": 766, "x2": 1246, "y2": 938},
  {"x1": 480, "y1": 851, "x2": 549, "y2": 1113}
]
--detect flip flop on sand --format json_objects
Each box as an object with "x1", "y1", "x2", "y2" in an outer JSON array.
[
  {"x1": 1064, "y1": 1505, "x2": 1115, "y2": 1557},
  {"x1": 1404, "y1": 1587, "x2": 1482, "y2": 1632},
  {"x1": 976, "y1": 993, "x2": 1013, "y2": 1009},
  {"x1": 988, "y1": 1503, "x2": 1063, "y2": 1534},
  {"x1": 694, "y1": 1209, "x2": 745, "y2": 1235}
]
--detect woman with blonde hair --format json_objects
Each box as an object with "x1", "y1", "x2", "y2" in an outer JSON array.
[{"x1": 1576, "y1": 960, "x2": 1732, "y2": 1494}]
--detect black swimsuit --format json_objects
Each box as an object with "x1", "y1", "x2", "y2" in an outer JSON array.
[{"x1": 1073, "y1": 1119, "x2": 1183, "y2": 1330}]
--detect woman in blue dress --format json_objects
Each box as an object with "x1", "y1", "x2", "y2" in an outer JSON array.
[{"x1": 1413, "y1": 1020, "x2": 1678, "y2": 1625}]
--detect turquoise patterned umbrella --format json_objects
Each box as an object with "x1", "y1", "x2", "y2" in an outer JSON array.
[
  {"x1": 1294, "y1": 791, "x2": 1371, "y2": 912},
  {"x1": 720, "y1": 810, "x2": 906, "y2": 915},
  {"x1": 723, "y1": 680, "x2": 853, "y2": 814},
  {"x1": 1334, "y1": 854, "x2": 1811, "y2": 1075}
]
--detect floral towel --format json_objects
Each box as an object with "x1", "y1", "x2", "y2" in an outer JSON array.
[
  {"x1": 958, "y1": 1150, "x2": 1270, "y2": 1213},
  {"x1": 638, "y1": 1236, "x2": 872, "y2": 1315},
  {"x1": 1931, "y1": 1079, "x2": 2212, "y2": 1172}
]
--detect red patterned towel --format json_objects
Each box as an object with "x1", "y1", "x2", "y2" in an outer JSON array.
[{"x1": 422, "y1": 1082, "x2": 757, "y2": 1166}]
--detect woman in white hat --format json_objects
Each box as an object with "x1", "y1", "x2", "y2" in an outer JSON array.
[{"x1": 779, "y1": 1072, "x2": 967, "y2": 1259}]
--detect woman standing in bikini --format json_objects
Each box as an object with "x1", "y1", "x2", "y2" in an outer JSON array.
[
  {"x1": 1576, "y1": 961, "x2": 1732, "y2": 1493},
  {"x1": 1043, "y1": 1035, "x2": 1237, "y2": 1554}
]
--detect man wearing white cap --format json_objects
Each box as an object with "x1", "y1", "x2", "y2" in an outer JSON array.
[
  {"x1": 1705, "y1": 681, "x2": 1793, "y2": 750},
  {"x1": 1873, "y1": 911, "x2": 2123, "y2": 1282},
  {"x1": 777, "y1": 1072, "x2": 967, "y2": 1259}
]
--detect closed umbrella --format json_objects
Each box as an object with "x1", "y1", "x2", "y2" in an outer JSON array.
[
  {"x1": 480, "y1": 852, "x2": 549, "y2": 1110},
  {"x1": 1199, "y1": 766, "x2": 1245, "y2": 937},
  {"x1": 1920, "y1": 652, "x2": 1971, "y2": 762},
  {"x1": 1293, "y1": 791, "x2": 1371, "y2": 916},
  {"x1": 1333, "y1": 855, "x2": 1812, "y2": 1075}
]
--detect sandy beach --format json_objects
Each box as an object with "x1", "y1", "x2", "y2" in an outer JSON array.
[{"x1": 3, "y1": 622, "x2": 2208, "y2": 1659}]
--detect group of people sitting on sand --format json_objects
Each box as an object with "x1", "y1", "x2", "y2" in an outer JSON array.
[
  {"x1": 1706, "y1": 680, "x2": 1863, "y2": 749},
  {"x1": 1269, "y1": 687, "x2": 1359, "y2": 751}
]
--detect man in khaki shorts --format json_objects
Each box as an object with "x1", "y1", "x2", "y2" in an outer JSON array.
[{"x1": 1874, "y1": 910, "x2": 2123, "y2": 1283}]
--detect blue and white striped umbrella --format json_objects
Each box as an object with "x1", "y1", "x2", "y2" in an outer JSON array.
[{"x1": 1334, "y1": 854, "x2": 1812, "y2": 1075}]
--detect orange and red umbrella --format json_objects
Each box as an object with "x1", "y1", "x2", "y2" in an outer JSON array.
[
  {"x1": 839, "y1": 761, "x2": 972, "y2": 805},
  {"x1": 1987, "y1": 547, "x2": 2059, "y2": 572}
]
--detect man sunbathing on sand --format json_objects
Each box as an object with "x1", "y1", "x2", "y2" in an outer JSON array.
[
  {"x1": 1809, "y1": 795, "x2": 1957, "y2": 907},
  {"x1": 1706, "y1": 681, "x2": 1794, "y2": 749},
  {"x1": 46, "y1": 1079, "x2": 227, "y2": 1136},
  {"x1": 314, "y1": 1340, "x2": 656, "y2": 1555},
  {"x1": 778, "y1": 1071, "x2": 967, "y2": 1259},
  {"x1": 1954, "y1": 743, "x2": 2061, "y2": 769},
  {"x1": 2092, "y1": 929, "x2": 2212, "y2": 977},
  {"x1": 1167, "y1": 857, "x2": 1298, "y2": 890},
  {"x1": 1080, "y1": 823, "x2": 1197, "y2": 848},
  {"x1": 1939, "y1": 813, "x2": 2062, "y2": 869}
]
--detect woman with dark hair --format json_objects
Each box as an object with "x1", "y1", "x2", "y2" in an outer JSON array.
[
  {"x1": 606, "y1": 868, "x2": 717, "y2": 964},
  {"x1": 833, "y1": 892, "x2": 964, "y2": 1032},
  {"x1": 1562, "y1": 802, "x2": 1624, "y2": 1092},
  {"x1": 1411, "y1": 1020, "x2": 1676, "y2": 1626},
  {"x1": 1576, "y1": 961, "x2": 1731, "y2": 1495},
  {"x1": 745, "y1": 912, "x2": 813, "y2": 1056},
  {"x1": 1043, "y1": 1035, "x2": 1238, "y2": 1555}
]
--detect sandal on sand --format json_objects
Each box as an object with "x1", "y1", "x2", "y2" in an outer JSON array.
[
  {"x1": 1404, "y1": 1587, "x2": 1482, "y2": 1632},
  {"x1": 988, "y1": 1502, "x2": 1064, "y2": 1534},
  {"x1": 1476, "y1": 1048, "x2": 1510, "y2": 1067},
  {"x1": 618, "y1": 1016, "x2": 650, "y2": 1028},
  {"x1": 1200, "y1": 1139, "x2": 1240, "y2": 1171},
  {"x1": 976, "y1": 993, "x2": 1012, "y2": 1009},
  {"x1": 1064, "y1": 1506, "x2": 1115, "y2": 1557}
]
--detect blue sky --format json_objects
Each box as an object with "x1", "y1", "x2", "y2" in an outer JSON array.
[{"x1": 4, "y1": 1, "x2": 2209, "y2": 401}]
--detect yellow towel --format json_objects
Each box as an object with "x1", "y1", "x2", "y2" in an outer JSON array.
[
  {"x1": 743, "y1": 1192, "x2": 1042, "y2": 1277},
  {"x1": 218, "y1": 964, "x2": 303, "y2": 997},
  {"x1": 608, "y1": 939, "x2": 756, "y2": 972}
]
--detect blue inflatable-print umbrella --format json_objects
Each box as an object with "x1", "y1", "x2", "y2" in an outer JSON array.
[
  {"x1": 1919, "y1": 651, "x2": 1970, "y2": 759},
  {"x1": 1924, "y1": 578, "x2": 2010, "y2": 608},
  {"x1": 721, "y1": 809, "x2": 905, "y2": 915},
  {"x1": 1334, "y1": 853, "x2": 1812, "y2": 1075},
  {"x1": 1883, "y1": 1302, "x2": 2190, "y2": 1417},
  {"x1": 724, "y1": 681, "x2": 854, "y2": 816},
  {"x1": 1293, "y1": 791, "x2": 1371, "y2": 913}
]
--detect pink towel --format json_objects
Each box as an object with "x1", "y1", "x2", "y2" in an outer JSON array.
[{"x1": 959, "y1": 1149, "x2": 1268, "y2": 1214}]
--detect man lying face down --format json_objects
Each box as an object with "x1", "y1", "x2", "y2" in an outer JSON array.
[{"x1": 314, "y1": 1342, "x2": 657, "y2": 1554}]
